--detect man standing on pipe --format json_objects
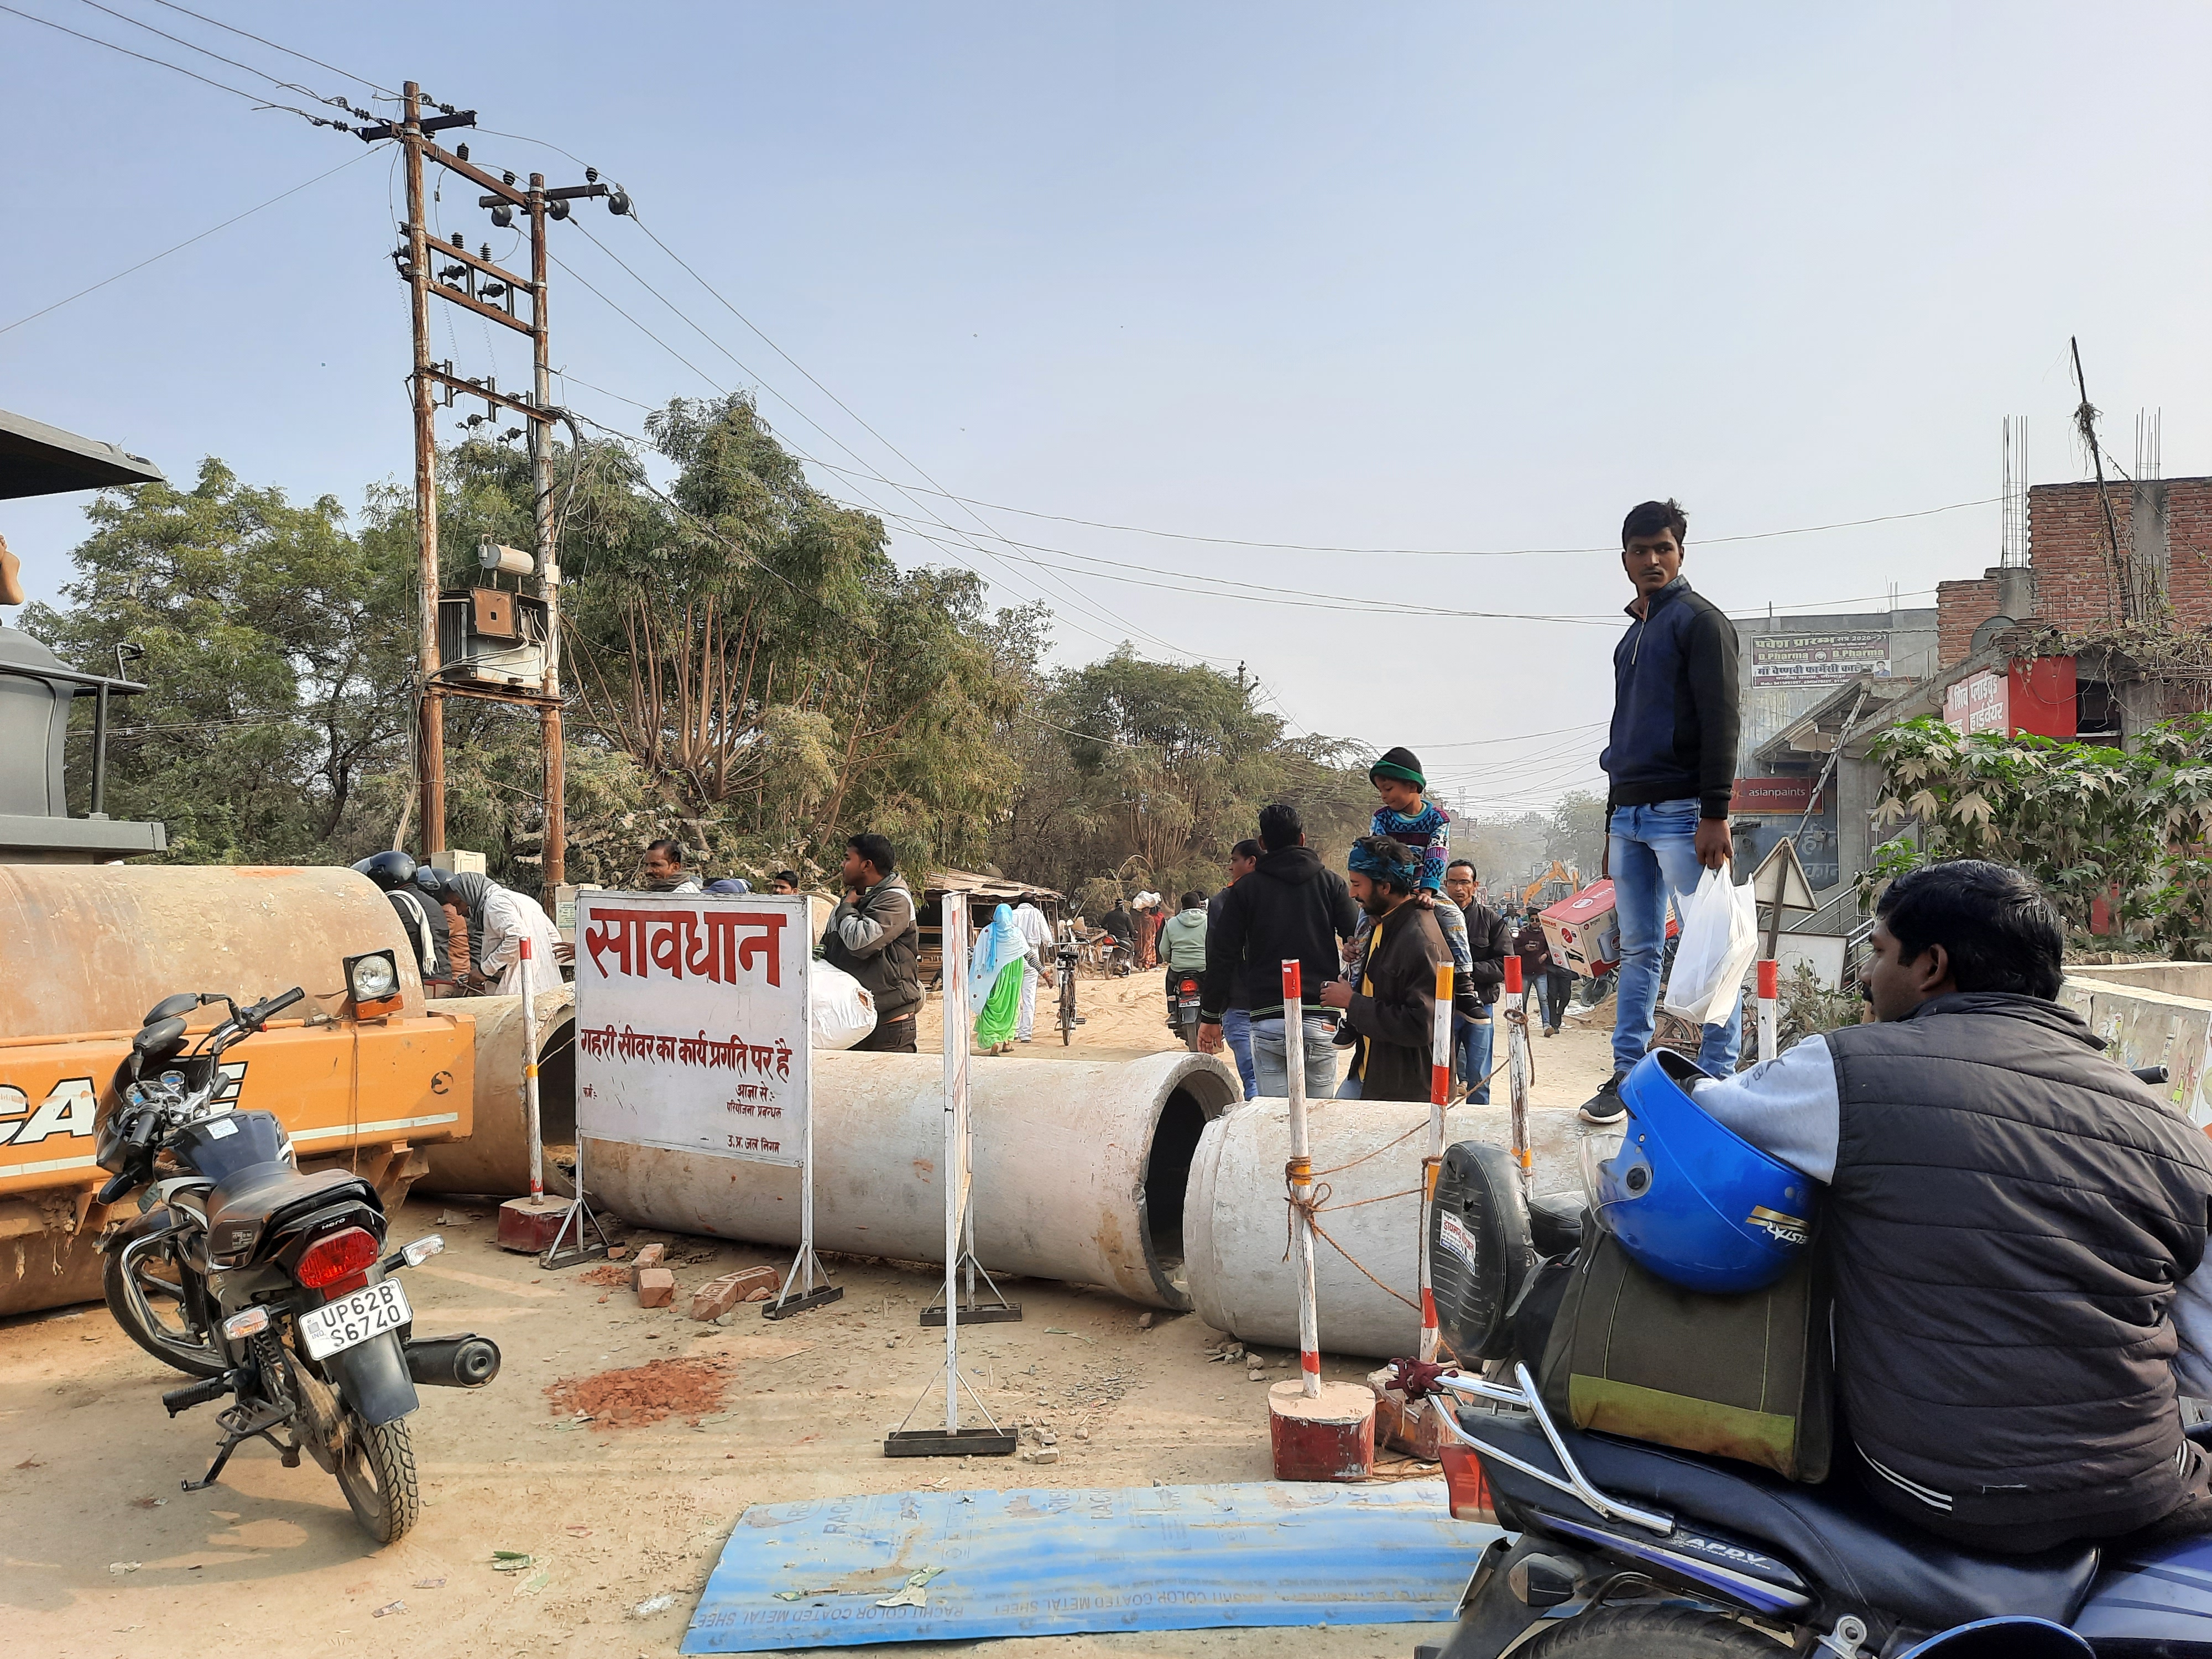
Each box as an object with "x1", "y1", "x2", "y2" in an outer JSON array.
[
  {"x1": 1198, "y1": 802, "x2": 1359, "y2": 1100},
  {"x1": 1317, "y1": 837, "x2": 1452, "y2": 1101},
  {"x1": 1586, "y1": 496, "x2": 1741, "y2": 1124},
  {"x1": 822, "y1": 831, "x2": 922, "y2": 1054}
]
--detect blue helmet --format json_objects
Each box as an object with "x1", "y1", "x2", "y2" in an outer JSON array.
[{"x1": 1584, "y1": 1050, "x2": 1816, "y2": 1295}]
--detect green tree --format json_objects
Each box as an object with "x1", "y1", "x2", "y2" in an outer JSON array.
[{"x1": 20, "y1": 459, "x2": 410, "y2": 864}]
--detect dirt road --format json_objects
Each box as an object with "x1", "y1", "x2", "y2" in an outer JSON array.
[{"x1": 0, "y1": 973, "x2": 1619, "y2": 1659}]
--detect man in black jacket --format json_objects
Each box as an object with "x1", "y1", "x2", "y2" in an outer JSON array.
[
  {"x1": 1442, "y1": 858, "x2": 1508, "y2": 1102},
  {"x1": 1209, "y1": 839, "x2": 1262, "y2": 1099},
  {"x1": 1587, "y1": 497, "x2": 1743, "y2": 1125},
  {"x1": 1199, "y1": 803, "x2": 1359, "y2": 1099},
  {"x1": 1692, "y1": 859, "x2": 2212, "y2": 1553}
]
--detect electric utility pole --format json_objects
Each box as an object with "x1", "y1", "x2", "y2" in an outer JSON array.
[{"x1": 369, "y1": 81, "x2": 613, "y2": 887}]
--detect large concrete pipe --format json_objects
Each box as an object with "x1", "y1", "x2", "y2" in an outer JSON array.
[
  {"x1": 586, "y1": 1050, "x2": 1243, "y2": 1310},
  {"x1": 0, "y1": 862, "x2": 428, "y2": 1036},
  {"x1": 1184, "y1": 1099, "x2": 1592, "y2": 1359},
  {"x1": 416, "y1": 990, "x2": 577, "y2": 1197}
]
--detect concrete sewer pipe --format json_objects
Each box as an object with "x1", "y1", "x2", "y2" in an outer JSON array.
[
  {"x1": 1183, "y1": 1098, "x2": 1592, "y2": 1359},
  {"x1": 585, "y1": 1049, "x2": 1243, "y2": 1310},
  {"x1": 415, "y1": 990, "x2": 577, "y2": 1198}
]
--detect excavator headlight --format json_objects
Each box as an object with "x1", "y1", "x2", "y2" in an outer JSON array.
[{"x1": 343, "y1": 949, "x2": 404, "y2": 1018}]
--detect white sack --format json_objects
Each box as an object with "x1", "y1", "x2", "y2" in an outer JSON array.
[{"x1": 811, "y1": 959, "x2": 878, "y2": 1050}]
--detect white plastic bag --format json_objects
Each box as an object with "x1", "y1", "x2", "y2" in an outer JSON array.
[
  {"x1": 1662, "y1": 862, "x2": 1759, "y2": 1029},
  {"x1": 811, "y1": 959, "x2": 878, "y2": 1050}
]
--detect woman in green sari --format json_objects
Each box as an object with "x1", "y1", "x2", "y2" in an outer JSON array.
[{"x1": 971, "y1": 902, "x2": 1030, "y2": 1055}]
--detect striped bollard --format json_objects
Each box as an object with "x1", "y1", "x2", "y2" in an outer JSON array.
[
  {"x1": 1757, "y1": 958, "x2": 1780, "y2": 1063},
  {"x1": 1503, "y1": 956, "x2": 1532, "y2": 1195},
  {"x1": 497, "y1": 935, "x2": 565, "y2": 1251},
  {"x1": 1267, "y1": 958, "x2": 1376, "y2": 1481},
  {"x1": 1418, "y1": 962, "x2": 1452, "y2": 1364}
]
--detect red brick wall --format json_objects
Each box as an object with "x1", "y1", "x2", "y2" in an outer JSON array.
[
  {"x1": 1937, "y1": 576, "x2": 2000, "y2": 669},
  {"x1": 2027, "y1": 477, "x2": 2212, "y2": 631}
]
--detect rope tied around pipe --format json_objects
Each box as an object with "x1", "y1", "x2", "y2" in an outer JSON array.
[{"x1": 1282, "y1": 1157, "x2": 1421, "y2": 1313}]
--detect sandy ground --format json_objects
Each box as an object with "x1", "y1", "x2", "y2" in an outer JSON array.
[{"x1": 0, "y1": 972, "x2": 1619, "y2": 1659}]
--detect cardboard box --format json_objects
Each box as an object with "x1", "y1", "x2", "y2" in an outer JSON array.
[{"x1": 1541, "y1": 880, "x2": 1676, "y2": 978}]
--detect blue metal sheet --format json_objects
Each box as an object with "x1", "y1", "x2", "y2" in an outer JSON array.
[{"x1": 683, "y1": 1479, "x2": 1499, "y2": 1653}]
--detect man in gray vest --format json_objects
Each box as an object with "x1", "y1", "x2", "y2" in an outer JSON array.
[{"x1": 1691, "y1": 859, "x2": 2212, "y2": 1553}]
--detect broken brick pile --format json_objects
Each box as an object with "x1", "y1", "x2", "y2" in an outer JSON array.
[{"x1": 545, "y1": 1358, "x2": 731, "y2": 1431}]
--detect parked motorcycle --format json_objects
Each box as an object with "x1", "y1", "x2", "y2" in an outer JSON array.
[
  {"x1": 1416, "y1": 1102, "x2": 2212, "y2": 1658},
  {"x1": 94, "y1": 954, "x2": 501, "y2": 1546}
]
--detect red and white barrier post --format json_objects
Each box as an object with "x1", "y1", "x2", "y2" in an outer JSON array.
[
  {"x1": 1503, "y1": 956, "x2": 1532, "y2": 1197},
  {"x1": 1418, "y1": 962, "x2": 1452, "y2": 1364},
  {"x1": 497, "y1": 935, "x2": 566, "y2": 1252},
  {"x1": 1756, "y1": 958, "x2": 1779, "y2": 1064},
  {"x1": 1268, "y1": 958, "x2": 1376, "y2": 1481}
]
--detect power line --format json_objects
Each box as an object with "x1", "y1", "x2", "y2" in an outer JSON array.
[
  {"x1": 67, "y1": 0, "x2": 359, "y2": 113},
  {"x1": 796, "y1": 460, "x2": 2008, "y2": 560},
  {"x1": 0, "y1": 2, "x2": 353, "y2": 129},
  {"x1": 139, "y1": 0, "x2": 397, "y2": 96},
  {"x1": 0, "y1": 150, "x2": 374, "y2": 338}
]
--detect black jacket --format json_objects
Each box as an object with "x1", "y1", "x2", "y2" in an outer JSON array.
[
  {"x1": 1600, "y1": 577, "x2": 1740, "y2": 821},
  {"x1": 1199, "y1": 845, "x2": 1358, "y2": 1024},
  {"x1": 1824, "y1": 993, "x2": 2212, "y2": 1540},
  {"x1": 1463, "y1": 899, "x2": 1508, "y2": 1008}
]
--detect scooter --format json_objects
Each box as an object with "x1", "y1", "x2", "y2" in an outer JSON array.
[
  {"x1": 1171, "y1": 973, "x2": 1203, "y2": 1050},
  {"x1": 1417, "y1": 1114, "x2": 2212, "y2": 1658}
]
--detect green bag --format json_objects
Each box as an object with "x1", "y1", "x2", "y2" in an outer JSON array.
[{"x1": 1536, "y1": 1227, "x2": 1833, "y2": 1484}]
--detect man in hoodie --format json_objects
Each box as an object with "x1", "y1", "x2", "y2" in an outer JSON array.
[
  {"x1": 1198, "y1": 804, "x2": 1360, "y2": 1100},
  {"x1": 1159, "y1": 889, "x2": 1209, "y2": 1027},
  {"x1": 821, "y1": 832, "x2": 922, "y2": 1052},
  {"x1": 1584, "y1": 497, "x2": 1742, "y2": 1124}
]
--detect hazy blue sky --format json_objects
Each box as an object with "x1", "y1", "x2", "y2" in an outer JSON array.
[{"x1": 5, "y1": 3, "x2": 2208, "y2": 815}]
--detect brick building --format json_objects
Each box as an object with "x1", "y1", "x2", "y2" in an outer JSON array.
[{"x1": 1930, "y1": 476, "x2": 2212, "y2": 742}]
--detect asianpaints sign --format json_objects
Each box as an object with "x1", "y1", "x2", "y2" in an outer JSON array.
[{"x1": 574, "y1": 893, "x2": 811, "y2": 1167}]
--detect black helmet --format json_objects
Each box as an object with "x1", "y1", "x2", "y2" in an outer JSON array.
[
  {"x1": 412, "y1": 865, "x2": 450, "y2": 902},
  {"x1": 355, "y1": 851, "x2": 419, "y2": 892}
]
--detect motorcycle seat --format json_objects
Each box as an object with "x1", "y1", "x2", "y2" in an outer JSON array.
[
  {"x1": 207, "y1": 1163, "x2": 379, "y2": 1236},
  {"x1": 1461, "y1": 1410, "x2": 2099, "y2": 1632},
  {"x1": 1527, "y1": 1194, "x2": 1584, "y2": 1259}
]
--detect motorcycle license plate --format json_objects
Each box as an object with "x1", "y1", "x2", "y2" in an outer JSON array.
[{"x1": 298, "y1": 1280, "x2": 411, "y2": 1360}]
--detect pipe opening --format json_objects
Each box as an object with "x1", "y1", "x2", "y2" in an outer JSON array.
[
  {"x1": 537, "y1": 1015, "x2": 576, "y2": 1145},
  {"x1": 1140, "y1": 1062, "x2": 1240, "y2": 1303}
]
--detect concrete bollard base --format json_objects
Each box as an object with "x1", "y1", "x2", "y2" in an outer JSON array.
[
  {"x1": 497, "y1": 1194, "x2": 570, "y2": 1254},
  {"x1": 1267, "y1": 1378, "x2": 1375, "y2": 1481}
]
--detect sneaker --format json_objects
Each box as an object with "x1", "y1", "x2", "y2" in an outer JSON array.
[{"x1": 1578, "y1": 1073, "x2": 1628, "y2": 1125}]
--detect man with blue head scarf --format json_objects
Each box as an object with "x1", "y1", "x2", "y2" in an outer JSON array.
[{"x1": 1316, "y1": 836, "x2": 1452, "y2": 1101}]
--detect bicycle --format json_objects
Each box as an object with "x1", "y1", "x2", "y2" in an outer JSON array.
[{"x1": 1056, "y1": 939, "x2": 1081, "y2": 1046}]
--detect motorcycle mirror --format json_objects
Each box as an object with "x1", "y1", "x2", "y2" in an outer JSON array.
[
  {"x1": 132, "y1": 1015, "x2": 187, "y2": 1059},
  {"x1": 144, "y1": 992, "x2": 201, "y2": 1024}
]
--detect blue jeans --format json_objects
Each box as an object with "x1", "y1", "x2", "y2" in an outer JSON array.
[
  {"x1": 1251, "y1": 1015, "x2": 1339, "y2": 1100},
  {"x1": 1610, "y1": 799, "x2": 1742, "y2": 1079},
  {"x1": 1220, "y1": 1007, "x2": 1258, "y2": 1100},
  {"x1": 1455, "y1": 1010, "x2": 1493, "y2": 1104}
]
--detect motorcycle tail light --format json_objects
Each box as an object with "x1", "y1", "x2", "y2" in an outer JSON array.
[{"x1": 295, "y1": 1226, "x2": 382, "y2": 1288}]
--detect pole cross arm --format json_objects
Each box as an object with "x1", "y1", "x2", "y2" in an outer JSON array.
[{"x1": 357, "y1": 110, "x2": 477, "y2": 143}]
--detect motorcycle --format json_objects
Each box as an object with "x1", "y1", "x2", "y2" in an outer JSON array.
[
  {"x1": 1416, "y1": 1079, "x2": 2212, "y2": 1658},
  {"x1": 1172, "y1": 973, "x2": 1203, "y2": 1050},
  {"x1": 95, "y1": 956, "x2": 501, "y2": 1546}
]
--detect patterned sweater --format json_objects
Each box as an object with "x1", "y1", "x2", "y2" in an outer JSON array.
[{"x1": 1371, "y1": 800, "x2": 1451, "y2": 894}]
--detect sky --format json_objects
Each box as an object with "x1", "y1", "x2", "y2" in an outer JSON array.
[{"x1": 5, "y1": 3, "x2": 2210, "y2": 820}]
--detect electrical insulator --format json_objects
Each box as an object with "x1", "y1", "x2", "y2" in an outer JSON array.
[
  {"x1": 455, "y1": 143, "x2": 469, "y2": 161},
  {"x1": 585, "y1": 166, "x2": 598, "y2": 182},
  {"x1": 608, "y1": 188, "x2": 631, "y2": 216},
  {"x1": 491, "y1": 205, "x2": 513, "y2": 229},
  {"x1": 483, "y1": 283, "x2": 506, "y2": 300},
  {"x1": 451, "y1": 231, "x2": 465, "y2": 248},
  {"x1": 502, "y1": 170, "x2": 516, "y2": 185},
  {"x1": 549, "y1": 198, "x2": 570, "y2": 221}
]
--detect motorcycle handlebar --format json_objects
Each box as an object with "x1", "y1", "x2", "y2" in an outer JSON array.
[{"x1": 247, "y1": 987, "x2": 306, "y2": 1027}]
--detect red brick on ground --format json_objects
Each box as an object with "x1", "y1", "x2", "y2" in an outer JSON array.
[
  {"x1": 635, "y1": 1267, "x2": 676, "y2": 1308},
  {"x1": 690, "y1": 1265, "x2": 780, "y2": 1321}
]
